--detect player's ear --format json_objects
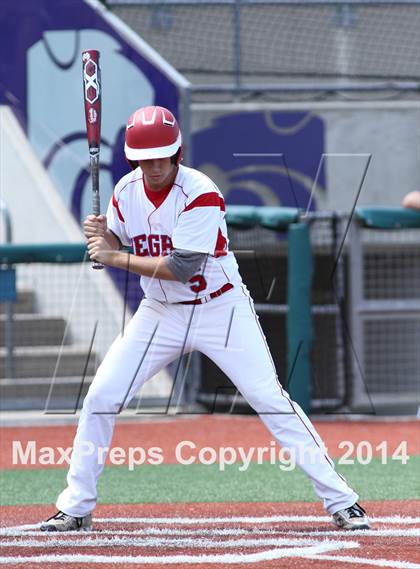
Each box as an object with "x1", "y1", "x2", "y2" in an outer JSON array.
[
  {"x1": 171, "y1": 148, "x2": 182, "y2": 166},
  {"x1": 126, "y1": 158, "x2": 139, "y2": 171},
  {"x1": 177, "y1": 147, "x2": 183, "y2": 165}
]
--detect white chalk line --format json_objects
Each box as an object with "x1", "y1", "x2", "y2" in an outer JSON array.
[
  {"x1": 0, "y1": 527, "x2": 258, "y2": 537},
  {"x1": 1, "y1": 527, "x2": 418, "y2": 539},
  {"x1": 0, "y1": 516, "x2": 420, "y2": 536},
  {"x1": 91, "y1": 515, "x2": 420, "y2": 525},
  {"x1": 282, "y1": 528, "x2": 420, "y2": 538},
  {"x1": 306, "y1": 553, "x2": 420, "y2": 569},
  {"x1": 0, "y1": 515, "x2": 417, "y2": 566},
  {"x1": 0, "y1": 540, "x2": 359, "y2": 565},
  {"x1": 0, "y1": 536, "x2": 357, "y2": 549},
  {"x1": 1, "y1": 515, "x2": 418, "y2": 536}
]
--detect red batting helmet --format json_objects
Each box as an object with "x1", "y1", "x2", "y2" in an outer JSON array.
[{"x1": 124, "y1": 106, "x2": 182, "y2": 161}]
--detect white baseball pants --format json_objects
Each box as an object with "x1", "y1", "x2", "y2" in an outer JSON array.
[{"x1": 57, "y1": 286, "x2": 358, "y2": 516}]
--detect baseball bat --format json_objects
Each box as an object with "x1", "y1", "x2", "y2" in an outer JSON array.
[{"x1": 82, "y1": 49, "x2": 103, "y2": 270}]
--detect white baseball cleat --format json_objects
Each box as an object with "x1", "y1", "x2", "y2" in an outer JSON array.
[
  {"x1": 40, "y1": 510, "x2": 92, "y2": 532},
  {"x1": 332, "y1": 503, "x2": 371, "y2": 530}
]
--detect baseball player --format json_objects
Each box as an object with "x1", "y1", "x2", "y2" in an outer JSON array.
[{"x1": 41, "y1": 105, "x2": 370, "y2": 532}]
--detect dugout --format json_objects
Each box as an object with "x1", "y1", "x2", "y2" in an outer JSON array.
[
  {"x1": 195, "y1": 206, "x2": 420, "y2": 416},
  {"x1": 195, "y1": 207, "x2": 350, "y2": 415}
]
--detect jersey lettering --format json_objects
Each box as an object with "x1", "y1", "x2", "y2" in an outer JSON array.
[
  {"x1": 161, "y1": 235, "x2": 173, "y2": 256},
  {"x1": 148, "y1": 234, "x2": 161, "y2": 257},
  {"x1": 132, "y1": 234, "x2": 173, "y2": 257},
  {"x1": 133, "y1": 234, "x2": 148, "y2": 256}
]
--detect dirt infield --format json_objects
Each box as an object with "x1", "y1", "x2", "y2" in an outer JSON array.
[
  {"x1": 1, "y1": 416, "x2": 419, "y2": 469},
  {"x1": 1, "y1": 500, "x2": 419, "y2": 568}
]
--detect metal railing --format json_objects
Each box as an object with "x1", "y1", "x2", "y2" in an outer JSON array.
[{"x1": 0, "y1": 199, "x2": 14, "y2": 378}]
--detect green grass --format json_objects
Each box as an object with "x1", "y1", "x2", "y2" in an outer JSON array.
[{"x1": 1, "y1": 456, "x2": 419, "y2": 507}]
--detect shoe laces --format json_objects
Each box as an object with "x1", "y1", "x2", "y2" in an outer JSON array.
[
  {"x1": 345, "y1": 504, "x2": 365, "y2": 519},
  {"x1": 46, "y1": 511, "x2": 68, "y2": 522}
]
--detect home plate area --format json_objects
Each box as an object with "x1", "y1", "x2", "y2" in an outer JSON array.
[{"x1": 1, "y1": 504, "x2": 419, "y2": 569}]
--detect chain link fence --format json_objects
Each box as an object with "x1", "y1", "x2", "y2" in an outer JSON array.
[
  {"x1": 199, "y1": 214, "x2": 350, "y2": 412},
  {"x1": 349, "y1": 222, "x2": 420, "y2": 410},
  {"x1": 0, "y1": 258, "x2": 172, "y2": 411},
  {"x1": 107, "y1": 0, "x2": 420, "y2": 100}
]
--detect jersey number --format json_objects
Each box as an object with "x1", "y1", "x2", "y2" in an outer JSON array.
[{"x1": 189, "y1": 275, "x2": 207, "y2": 293}]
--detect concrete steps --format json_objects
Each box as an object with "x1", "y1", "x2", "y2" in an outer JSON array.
[
  {"x1": 0, "y1": 376, "x2": 93, "y2": 411},
  {"x1": 0, "y1": 289, "x2": 36, "y2": 314},
  {"x1": 1, "y1": 286, "x2": 99, "y2": 410},
  {"x1": 0, "y1": 314, "x2": 67, "y2": 346},
  {"x1": 0, "y1": 345, "x2": 97, "y2": 379}
]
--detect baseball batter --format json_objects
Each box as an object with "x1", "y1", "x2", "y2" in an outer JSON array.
[{"x1": 41, "y1": 106, "x2": 370, "y2": 532}]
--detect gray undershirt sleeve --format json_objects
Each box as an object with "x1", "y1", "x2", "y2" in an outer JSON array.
[{"x1": 166, "y1": 249, "x2": 208, "y2": 284}]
